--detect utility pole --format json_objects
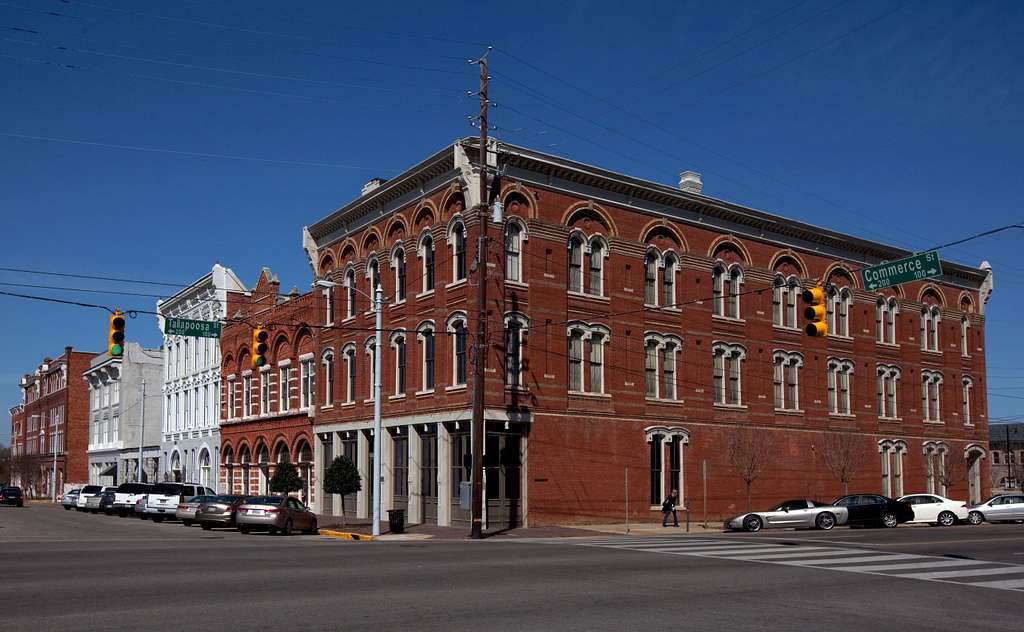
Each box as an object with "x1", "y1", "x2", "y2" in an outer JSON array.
[
  {"x1": 470, "y1": 53, "x2": 489, "y2": 539},
  {"x1": 138, "y1": 378, "x2": 146, "y2": 483}
]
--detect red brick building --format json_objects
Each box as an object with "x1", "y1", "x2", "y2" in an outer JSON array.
[
  {"x1": 288, "y1": 139, "x2": 993, "y2": 527},
  {"x1": 10, "y1": 347, "x2": 95, "y2": 497},
  {"x1": 217, "y1": 269, "x2": 318, "y2": 505}
]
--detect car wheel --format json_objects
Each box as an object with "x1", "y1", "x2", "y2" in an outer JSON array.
[
  {"x1": 743, "y1": 515, "x2": 762, "y2": 533},
  {"x1": 304, "y1": 518, "x2": 318, "y2": 536},
  {"x1": 63, "y1": 506, "x2": 71, "y2": 511},
  {"x1": 201, "y1": 523, "x2": 212, "y2": 531},
  {"x1": 281, "y1": 519, "x2": 293, "y2": 536},
  {"x1": 968, "y1": 511, "x2": 984, "y2": 525},
  {"x1": 153, "y1": 516, "x2": 164, "y2": 523},
  {"x1": 881, "y1": 512, "x2": 898, "y2": 528},
  {"x1": 937, "y1": 511, "x2": 956, "y2": 527},
  {"x1": 183, "y1": 520, "x2": 193, "y2": 527},
  {"x1": 815, "y1": 512, "x2": 837, "y2": 531},
  {"x1": 239, "y1": 525, "x2": 251, "y2": 534}
]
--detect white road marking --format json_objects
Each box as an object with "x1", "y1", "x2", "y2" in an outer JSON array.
[
  {"x1": 724, "y1": 548, "x2": 881, "y2": 561},
  {"x1": 785, "y1": 554, "x2": 922, "y2": 566},
  {"x1": 962, "y1": 578, "x2": 1024, "y2": 589},
  {"x1": 831, "y1": 559, "x2": 992, "y2": 572},
  {"x1": 899, "y1": 566, "x2": 1024, "y2": 580}
]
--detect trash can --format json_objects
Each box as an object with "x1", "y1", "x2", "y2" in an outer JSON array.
[{"x1": 387, "y1": 509, "x2": 405, "y2": 534}]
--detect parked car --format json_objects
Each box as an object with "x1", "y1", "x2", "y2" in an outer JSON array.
[
  {"x1": 1, "y1": 486, "x2": 25, "y2": 507},
  {"x1": 84, "y1": 486, "x2": 116, "y2": 513},
  {"x1": 76, "y1": 485, "x2": 105, "y2": 511},
  {"x1": 236, "y1": 496, "x2": 318, "y2": 535},
  {"x1": 134, "y1": 496, "x2": 148, "y2": 518},
  {"x1": 195, "y1": 495, "x2": 250, "y2": 530},
  {"x1": 832, "y1": 494, "x2": 914, "y2": 528},
  {"x1": 112, "y1": 483, "x2": 152, "y2": 517},
  {"x1": 60, "y1": 488, "x2": 80, "y2": 510},
  {"x1": 897, "y1": 494, "x2": 969, "y2": 526},
  {"x1": 176, "y1": 495, "x2": 219, "y2": 526},
  {"x1": 142, "y1": 483, "x2": 216, "y2": 522},
  {"x1": 725, "y1": 499, "x2": 848, "y2": 532},
  {"x1": 967, "y1": 494, "x2": 1024, "y2": 525},
  {"x1": 98, "y1": 489, "x2": 118, "y2": 515}
]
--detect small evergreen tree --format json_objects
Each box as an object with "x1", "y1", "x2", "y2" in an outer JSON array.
[
  {"x1": 270, "y1": 460, "x2": 302, "y2": 496},
  {"x1": 323, "y1": 455, "x2": 361, "y2": 523}
]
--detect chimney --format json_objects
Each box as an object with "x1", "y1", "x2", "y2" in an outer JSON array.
[
  {"x1": 679, "y1": 171, "x2": 702, "y2": 194},
  {"x1": 361, "y1": 178, "x2": 387, "y2": 196}
]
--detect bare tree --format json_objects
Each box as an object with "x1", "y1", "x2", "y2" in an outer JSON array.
[
  {"x1": 9, "y1": 453, "x2": 39, "y2": 497},
  {"x1": 814, "y1": 432, "x2": 870, "y2": 495},
  {"x1": 726, "y1": 427, "x2": 777, "y2": 511},
  {"x1": 935, "y1": 451, "x2": 969, "y2": 496}
]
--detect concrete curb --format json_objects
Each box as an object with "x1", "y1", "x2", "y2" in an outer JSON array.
[{"x1": 319, "y1": 529, "x2": 375, "y2": 541}]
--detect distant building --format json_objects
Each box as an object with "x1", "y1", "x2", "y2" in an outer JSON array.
[
  {"x1": 156, "y1": 264, "x2": 244, "y2": 489},
  {"x1": 10, "y1": 347, "x2": 95, "y2": 497},
  {"x1": 84, "y1": 343, "x2": 163, "y2": 485},
  {"x1": 989, "y1": 422, "x2": 1024, "y2": 492}
]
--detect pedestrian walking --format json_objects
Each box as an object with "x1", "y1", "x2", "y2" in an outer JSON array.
[{"x1": 662, "y1": 489, "x2": 679, "y2": 527}]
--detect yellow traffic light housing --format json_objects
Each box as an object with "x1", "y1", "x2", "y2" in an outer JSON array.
[
  {"x1": 108, "y1": 310, "x2": 126, "y2": 356},
  {"x1": 252, "y1": 327, "x2": 269, "y2": 367},
  {"x1": 802, "y1": 285, "x2": 828, "y2": 337}
]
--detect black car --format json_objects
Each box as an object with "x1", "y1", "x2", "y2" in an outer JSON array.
[
  {"x1": 1, "y1": 486, "x2": 25, "y2": 507},
  {"x1": 832, "y1": 494, "x2": 914, "y2": 528},
  {"x1": 98, "y1": 489, "x2": 118, "y2": 515}
]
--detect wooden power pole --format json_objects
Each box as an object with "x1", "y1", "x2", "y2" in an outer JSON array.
[{"x1": 470, "y1": 54, "x2": 489, "y2": 539}]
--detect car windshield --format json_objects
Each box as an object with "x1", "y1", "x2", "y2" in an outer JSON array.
[
  {"x1": 244, "y1": 496, "x2": 283, "y2": 506},
  {"x1": 82, "y1": 486, "x2": 101, "y2": 494},
  {"x1": 212, "y1": 495, "x2": 244, "y2": 504},
  {"x1": 151, "y1": 484, "x2": 182, "y2": 495},
  {"x1": 187, "y1": 495, "x2": 216, "y2": 503}
]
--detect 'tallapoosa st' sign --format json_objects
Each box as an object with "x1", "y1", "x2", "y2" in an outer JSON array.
[
  {"x1": 860, "y1": 251, "x2": 942, "y2": 292},
  {"x1": 164, "y1": 317, "x2": 222, "y2": 339}
]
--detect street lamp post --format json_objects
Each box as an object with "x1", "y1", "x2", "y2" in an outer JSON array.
[{"x1": 316, "y1": 278, "x2": 383, "y2": 537}]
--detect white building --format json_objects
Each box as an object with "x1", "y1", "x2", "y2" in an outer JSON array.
[
  {"x1": 156, "y1": 264, "x2": 244, "y2": 489},
  {"x1": 85, "y1": 343, "x2": 164, "y2": 485}
]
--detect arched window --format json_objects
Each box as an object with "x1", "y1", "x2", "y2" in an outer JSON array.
[
  {"x1": 827, "y1": 286, "x2": 853, "y2": 338},
  {"x1": 447, "y1": 313, "x2": 469, "y2": 387},
  {"x1": 321, "y1": 350, "x2": 334, "y2": 407},
  {"x1": 364, "y1": 337, "x2": 377, "y2": 401},
  {"x1": 921, "y1": 305, "x2": 941, "y2": 352},
  {"x1": 713, "y1": 263, "x2": 743, "y2": 319},
  {"x1": 644, "y1": 251, "x2": 658, "y2": 306},
  {"x1": 922, "y1": 441, "x2": 950, "y2": 495},
  {"x1": 566, "y1": 322, "x2": 610, "y2": 394},
  {"x1": 961, "y1": 317, "x2": 970, "y2": 357},
  {"x1": 876, "y1": 297, "x2": 899, "y2": 344},
  {"x1": 419, "y1": 233, "x2": 435, "y2": 293},
  {"x1": 390, "y1": 330, "x2": 407, "y2": 396},
  {"x1": 662, "y1": 253, "x2": 678, "y2": 308},
  {"x1": 367, "y1": 258, "x2": 381, "y2": 300},
  {"x1": 417, "y1": 323, "x2": 436, "y2": 392},
  {"x1": 879, "y1": 439, "x2": 907, "y2": 497},
  {"x1": 876, "y1": 364, "x2": 901, "y2": 419},
  {"x1": 451, "y1": 222, "x2": 466, "y2": 282},
  {"x1": 345, "y1": 268, "x2": 357, "y2": 319},
  {"x1": 772, "y1": 275, "x2": 800, "y2": 329},
  {"x1": 588, "y1": 236, "x2": 606, "y2": 297},
  {"x1": 921, "y1": 370, "x2": 943, "y2": 422},
  {"x1": 773, "y1": 351, "x2": 804, "y2": 411},
  {"x1": 826, "y1": 358, "x2": 854, "y2": 415},
  {"x1": 504, "y1": 313, "x2": 528, "y2": 388},
  {"x1": 567, "y1": 234, "x2": 584, "y2": 293},
  {"x1": 505, "y1": 220, "x2": 524, "y2": 283},
  {"x1": 393, "y1": 247, "x2": 406, "y2": 302},
  {"x1": 342, "y1": 343, "x2": 356, "y2": 404},
  {"x1": 962, "y1": 376, "x2": 974, "y2": 425},
  {"x1": 644, "y1": 333, "x2": 682, "y2": 401},
  {"x1": 711, "y1": 342, "x2": 746, "y2": 406}
]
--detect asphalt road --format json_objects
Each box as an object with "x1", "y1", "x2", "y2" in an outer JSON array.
[{"x1": 2, "y1": 504, "x2": 1023, "y2": 631}]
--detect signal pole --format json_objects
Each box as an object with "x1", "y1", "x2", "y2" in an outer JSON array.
[{"x1": 470, "y1": 53, "x2": 489, "y2": 539}]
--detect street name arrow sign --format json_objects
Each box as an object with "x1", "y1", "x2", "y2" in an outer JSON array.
[
  {"x1": 164, "y1": 317, "x2": 222, "y2": 339},
  {"x1": 861, "y1": 251, "x2": 942, "y2": 292}
]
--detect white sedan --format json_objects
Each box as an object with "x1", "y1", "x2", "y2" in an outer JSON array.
[{"x1": 898, "y1": 494, "x2": 969, "y2": 526}]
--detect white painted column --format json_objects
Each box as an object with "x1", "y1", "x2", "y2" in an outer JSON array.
[
  {"x1": 437, "y1": 422, "x2": 451, "y2": 527},
  {"x1": 356, "y1": 430, "x2": 369, "y2": 519},
  {"x1": 407, "y1": 426, "x2": 422, "y2": 524},
  {"x1": 330, "y1": 432, "x2": 341, "y2": 516},
  {"x1": 380, "y1": 428, "x2": 394, "y2": 515}
]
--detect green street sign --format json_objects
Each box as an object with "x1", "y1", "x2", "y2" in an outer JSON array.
[
  {"x1": 164, "y1": 317, "x2": 222, "y2": 339},
  {"x1": 861, "y1": 251, "x2": 942, "y2": 292}
]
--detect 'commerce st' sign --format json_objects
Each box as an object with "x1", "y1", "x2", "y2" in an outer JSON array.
[
  {"x1": 164, "y1": 317, "x2": 222, "y2": 339},
  {"x1": 860, "y1": 251, "x2": 942, "y2": 292}
]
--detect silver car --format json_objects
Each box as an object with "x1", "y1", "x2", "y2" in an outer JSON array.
[
  {"x1": 967, "y1": 494, "x2": 1024, "y2": 525},
  {"x1": 175, "y1": 495, "x2": 219, "y2": 526},
  {"x1": 236, "y1": 495, "x2": 319, "y2": 535},
  {"x1": 725, "y1": 499, "x2": 850, "y2": 532}
]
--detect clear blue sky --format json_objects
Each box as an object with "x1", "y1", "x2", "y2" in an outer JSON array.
[{"x1": 2, "y1": 0, "x2": 1023, "y2": 445}]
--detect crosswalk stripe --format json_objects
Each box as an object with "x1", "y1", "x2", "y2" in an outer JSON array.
[
  {"x1": 837, "y1": 559, "x2": 992, "y2": 573},
  {"x1": 724, "y1": 548, "x2": 880, "y2": 561},
  {"x1": 784, "y1": 553, "x2": 921, "y2": 566},
  {"x1": 596, "y1": 540, "x2": 739, "y2": 549},
  {"x1": 660, "y1": 545, "x2": 808, "y2": 555},
  {"x1": 897, "y1": 566, "x2": 1024, "y2": 580},
  {"x1": 958, "y1": 578, "x2": 1024, "y2": 590}
]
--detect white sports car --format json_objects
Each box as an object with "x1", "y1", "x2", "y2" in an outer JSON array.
[
  {"x1": 897, "y1": 494, "x2": 969, "y2": 526},
  {"x1": 725, "y1": 499, "x2": 850, "y2": 532}
]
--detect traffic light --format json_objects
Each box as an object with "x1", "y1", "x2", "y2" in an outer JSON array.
[
  {"x1": 802, "y1": 285, "x2": 828, "y2": 337},
  {"x1": 108, "y1": 310, "x2": 126, "y2": 356},
  {"x1": 252, "y1": 327, "x2": 269, "y2": 368}
]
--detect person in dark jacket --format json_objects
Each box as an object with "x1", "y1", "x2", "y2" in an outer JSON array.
[{"x1": 662, "y1": 490, "x2": 679, "y2": 527}]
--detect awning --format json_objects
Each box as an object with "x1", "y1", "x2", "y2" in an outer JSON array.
[{"x1": 99, "y1": 464, "x2": 117, "y2": 477}]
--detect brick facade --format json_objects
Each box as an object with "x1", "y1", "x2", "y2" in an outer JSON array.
[
  {"x1": 10, "y1": 347, "x2": 95, "y2": 497},
  {"x1": 295, "y1": 139, "x2": 993, "y2": 526},
  {"x1": 217, "y1": 269, "x2": 316, "y2": 505}
]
